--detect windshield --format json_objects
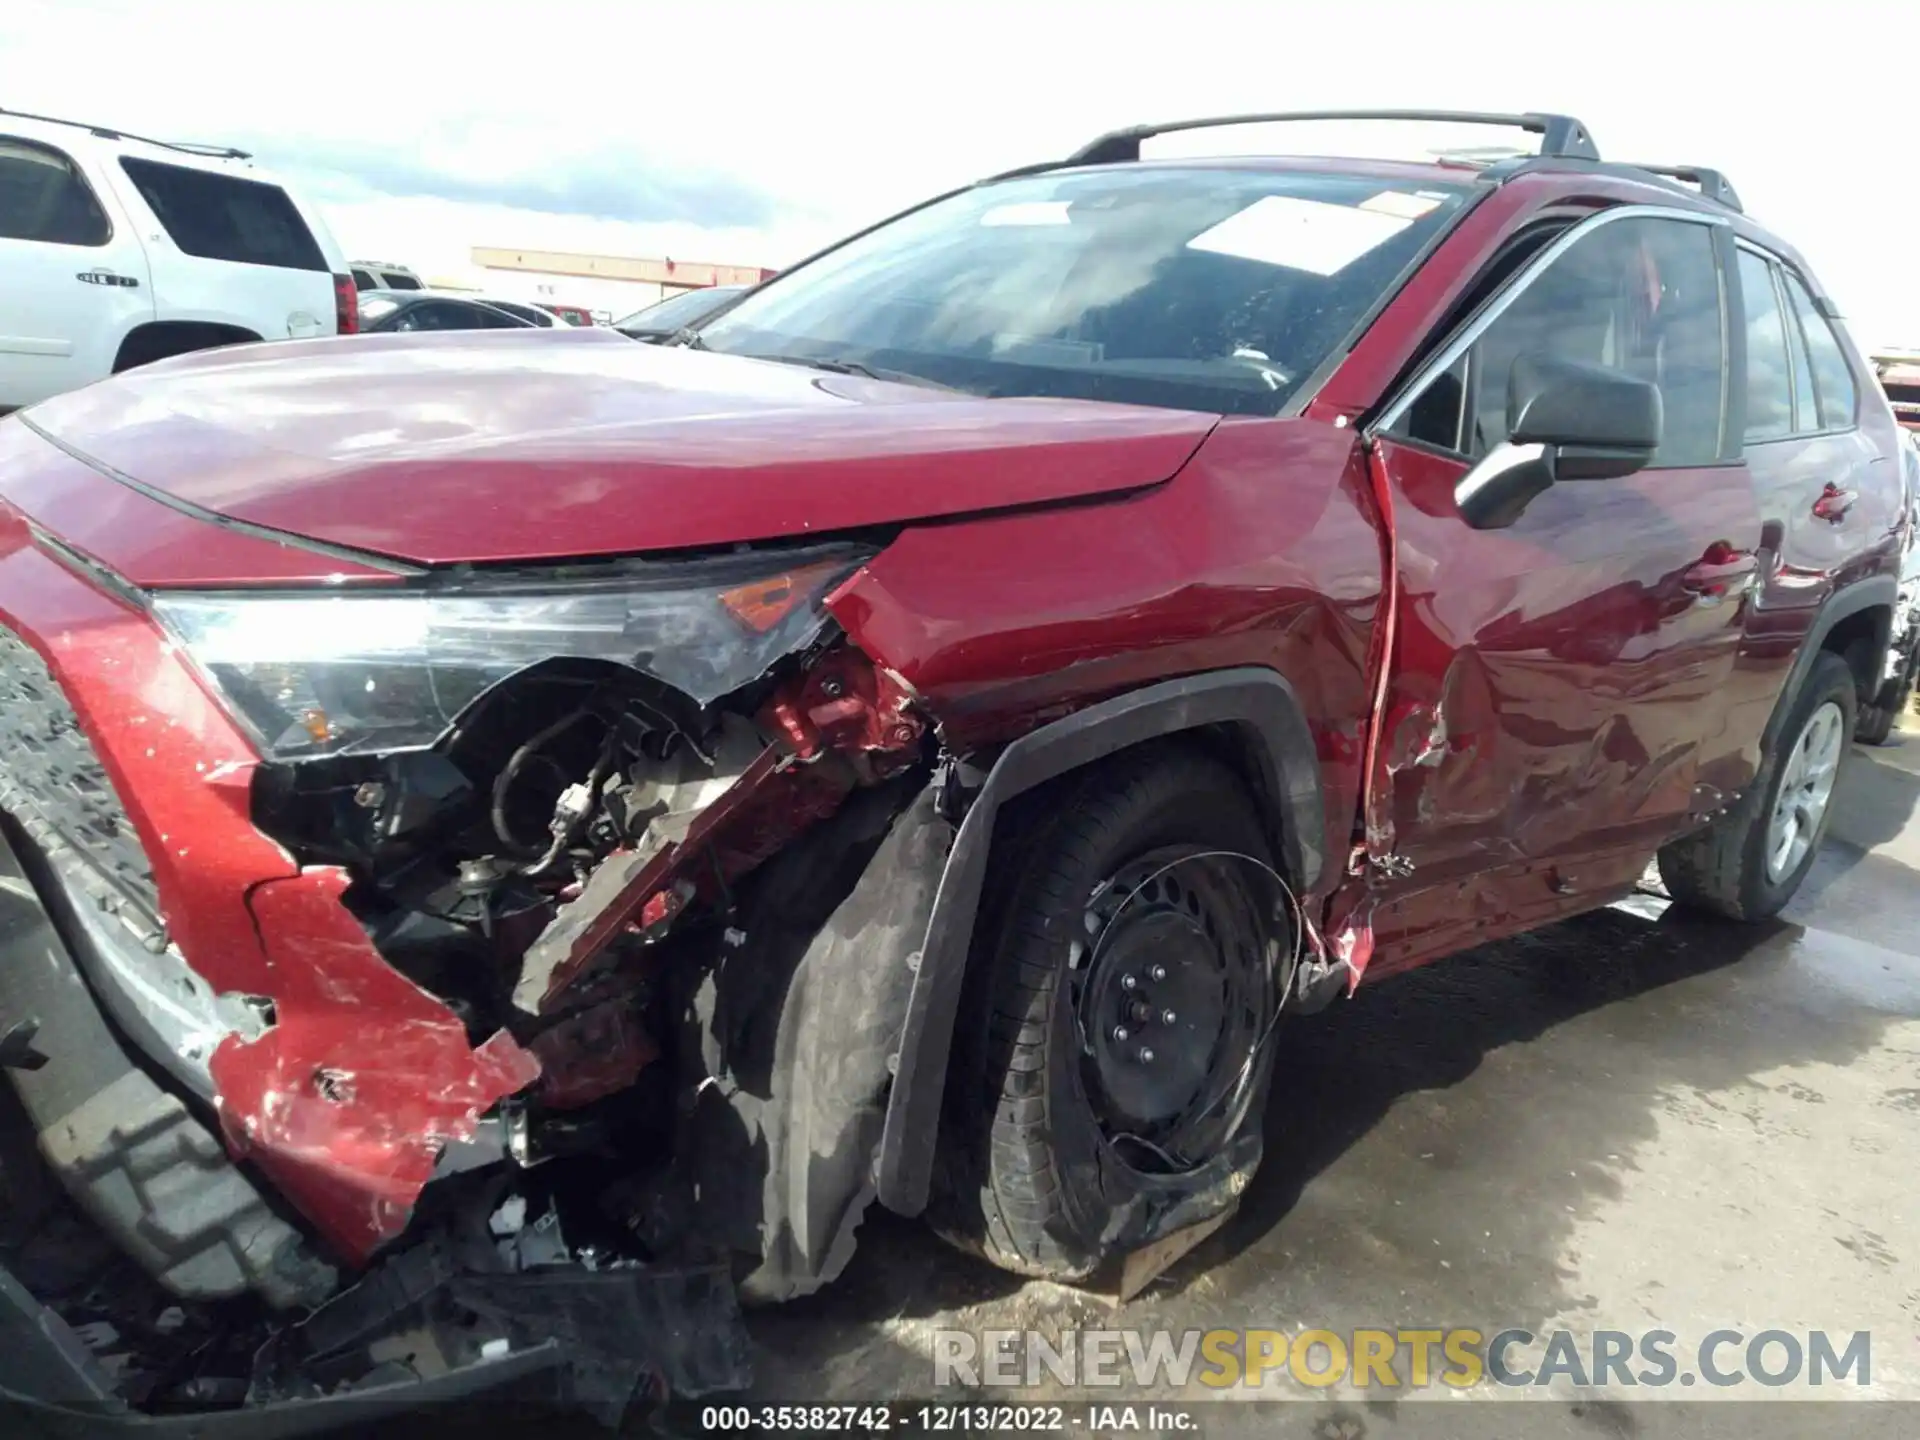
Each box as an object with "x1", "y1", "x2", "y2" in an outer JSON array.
[
  {"x1": 697, "y1": 167, "x2": 1469, "y2": 415},
  {"x1": 618, "y1": 286, "x2": 746, "y2": 333}
]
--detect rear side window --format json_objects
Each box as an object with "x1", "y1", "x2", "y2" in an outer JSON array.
[
  {"x1": 1738, "y1": 249, "x2": 1794, "y2": 443},
  {"x1": 1780, "y1": 272, "x2": 1858, "y2": 431},
  {"x1": 351, "y1": 268, "x2": 377, "y2": 290},
  {"x1": 393, "y1": 300, "x2": 520, "y2": 331},
  {"x1": 119, "y1": 158, "x2": 325, "y2": 271},
  {"x1": 0, "y1": 137, "x2": 109, "y2": 246},
  {"x1": 380, "y1": 271, "x2": 422, "y2": 290},
  {"x1": 1785, "y1": 307, "x2": 1818, "y2": 432}
]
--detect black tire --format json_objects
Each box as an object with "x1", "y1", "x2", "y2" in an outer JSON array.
[
  {"x1": 1856, "y1": 639, "x2": 1915, "y2": 745},
  {"x1": 1658, "y1": 652, "x2": 1856, "y2": 920},
  {"x1": 931, "y1": 743, "x2": 1288, "y2": 1281}
]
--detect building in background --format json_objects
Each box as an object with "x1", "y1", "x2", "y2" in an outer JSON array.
[
  {"x1": 471, "y1": 247, "x2": 775, "y2": 324},
  {"x1": 1875, "y1": 350, "x2": 1920, "y2": 431}
]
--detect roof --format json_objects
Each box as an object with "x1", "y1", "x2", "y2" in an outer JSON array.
[
  {"x1": 0, "y1": 105, "x2": 253, "y2": 166},
  {"x1": 1009, "y1": 109, "x2": 1743, "y2": 215},
  {"x1": 359, "y1": 288, "x2": 518, "y2": 304}
]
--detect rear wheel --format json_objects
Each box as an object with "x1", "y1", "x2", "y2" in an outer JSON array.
[
  {"x1": 1659, "y1": 652, "x2": 1855, "y2": 920},
  {"x1": 932, "y1": 745, "x2": 1289, "y2": 1280},
  {"x1": 1856, "y1": 634, "x2": 1916, "y2": 745}
]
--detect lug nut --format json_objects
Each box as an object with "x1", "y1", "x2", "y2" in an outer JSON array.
[
  {"x1": 1111, "y1": 1025, "x2": 1129, "y2": 1043},
  {"x1": 1149, "y1": 964, "x2": 1168, "y2": 982},
  {"x1": 1120, "y1": 974, "x2": 1137, "y2": 991},
  {"x1": 1137, "y1": 1048, "x2": 1155, "y2": 1064},
  {"x1": 1161, "y1": 1009, "x2": 1177, "y2": 1026}
]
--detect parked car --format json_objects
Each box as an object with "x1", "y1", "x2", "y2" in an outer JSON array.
[
  {"x1": 349, "y1": 259, "x2": 425, "y2": 292},
  {"x1": 0, "y1": 109, "x2": 1905, "y2": 1424},
  {"x1": 475, "y1": 296, "x2": 573, "y2": 328},
  {"x1": 1859, "y1": 428, "x2": 1920, "y2": 742},
  {"x1": 537, "y1": 302, "x2": 594, "y2": 326},
  {"x1": 354, "y1": 289, "x2": 536, "y2": 332},
  {"x1": 0, "y1": 107, "x2": 355, "y2": 414},
  {"x1": 613, "y1": 283, "x2": 749, "y2": 341}
]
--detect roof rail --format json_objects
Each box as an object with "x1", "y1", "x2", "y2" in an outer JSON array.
[
  {"x1": 1064, "y1": 110, "x2": 1600, "y2": 166},
  {"x1": 0, "y1": 106, "x2": 251, "y2": 161},
  {"x1": 1622, "y1": 164, "x2": 1742, "y2": 213}
]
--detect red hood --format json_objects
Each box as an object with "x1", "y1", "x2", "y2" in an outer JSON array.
[{"x1": 21, "y1": 327, "x2": 1217, "y2": 567}]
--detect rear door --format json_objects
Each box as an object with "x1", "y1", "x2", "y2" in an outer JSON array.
[
  {"x1": 104, "y1": 155, "x2": 333, "y2": 339},
  {"x1": 1361, "y1": 207, "x2": 1761, "y2": 972},
  {"x1": 1714, "y1": 248, "x2": 1893, "y2": 773},
  {"x1": 0, "y1": 132, "x2": 152, "y2": 408}
]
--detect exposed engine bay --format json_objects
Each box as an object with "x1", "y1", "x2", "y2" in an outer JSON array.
[{"x1": 3, "y1": 546, "x2": 953, "y2": 1427}]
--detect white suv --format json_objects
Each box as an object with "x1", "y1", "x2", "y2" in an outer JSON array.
[{"x1": 0, "y1": 108, "x2": 355, "y2": 414}]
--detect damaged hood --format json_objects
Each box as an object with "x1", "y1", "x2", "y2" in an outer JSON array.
[{"x1": 23, "y1": 327, "x2": 1217, "y2": 568}]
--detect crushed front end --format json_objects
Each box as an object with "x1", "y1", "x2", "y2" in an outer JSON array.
[{"x1": 0, "y1": 470, "x2": 942, "y2": 1421}]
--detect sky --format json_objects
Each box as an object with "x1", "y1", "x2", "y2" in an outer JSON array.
[{"x1": 5, "y1": 0, "x2": 1916, "y2": 344}]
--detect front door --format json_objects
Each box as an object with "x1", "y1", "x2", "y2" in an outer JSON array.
[
  {"x1": 1357, "y1": 210, "x2": 1762, "y2": 976},
  {"x1": 0, "y1": 133, "x2": 152, "y2": 409}
]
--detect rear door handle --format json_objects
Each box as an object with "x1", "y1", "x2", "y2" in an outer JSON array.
[
  {"x1": 1812, "y1": 482, "x2": 1856, "y2": 523},
  {"x1": 1681, "y1": 542, "x2": 1758, "y2": 601}
]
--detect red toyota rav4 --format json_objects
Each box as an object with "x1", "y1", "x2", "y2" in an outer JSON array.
[{"x1": 0, "y1": 111, "x2": 1904, "y2": 1420}]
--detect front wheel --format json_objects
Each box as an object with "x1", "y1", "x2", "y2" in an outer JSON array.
[
  {"x1": 1659, "y1": 652, "x2": 1856, "y2": 920},
  {"x1": 931, "y1": 745, "x2": 1290, "y2": 1281}
]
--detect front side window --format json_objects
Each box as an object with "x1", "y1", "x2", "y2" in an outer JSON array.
[
  {"x1": 0, "y1": 137, "x2": 109, "y2": 246},
  {"x1": 1738, "y1": 249, "x2": 1794, "y2": 443},
  {"x1": 1781, "y1": 271, "x2": 1858, "y2": 431},
  {"x1": 1400, "y1": 214, "x2": 1725, "y2": 467},
  {"x1": 698, "y1": 167, "x2": 1471, "y2": 416},
  {"x1": 119, "y1": 158, "x2": 325, "y2": 271}
]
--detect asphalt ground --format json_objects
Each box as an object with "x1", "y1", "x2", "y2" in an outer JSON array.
[{"x1": 738, "y1": 716, "x2": 1920, "y2": 1437}]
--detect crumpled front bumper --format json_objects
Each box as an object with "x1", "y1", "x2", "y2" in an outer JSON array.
[
  {"x1": 0, "y1": 1253, "x2": 569, "y2": 1437},
  {"x1": 0, "y1": 520, "x2": 538, "y2": 1290}
]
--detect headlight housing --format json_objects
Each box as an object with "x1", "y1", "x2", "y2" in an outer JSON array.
[{"x1": 151, "y1": 545, "x2": 869, "y2": 760}]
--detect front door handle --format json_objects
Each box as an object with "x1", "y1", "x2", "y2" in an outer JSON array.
[
  {"x1": 1681, "y1": 542, "x2": 1758, "y2": 604},
  {"x1": 76, "y1": 268, "x2": 139, "y2": 289},
  {"x1": 1812, "y1": 482, "x2": 1856, "y2": 524}
]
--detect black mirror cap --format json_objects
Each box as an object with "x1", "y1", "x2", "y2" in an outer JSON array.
[{"x1": 1507, "y1": 352, "x2": 1663, "y2": 456}]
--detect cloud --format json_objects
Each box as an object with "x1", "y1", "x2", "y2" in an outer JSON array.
[{"x1": 244, "y1": 134, "x2": 781, "y2": 230}]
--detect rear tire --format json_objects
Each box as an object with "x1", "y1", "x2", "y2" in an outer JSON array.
[
  {"x1": 1856, "y1": 637, "x2": 1915, "y2": 746},
  {"x1": 1658, "y1": 652, "x2": 1855, "y2": 920},
  {"x1": 931, "y1": 744, "x2": 1288, "y2": 1280}
]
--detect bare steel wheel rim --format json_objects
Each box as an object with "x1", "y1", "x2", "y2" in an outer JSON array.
[
  {"x1": 1766, "y1": 699, "x2": 1845, "y2": 882},
  {"x1": 1068, "y1": 847, "x2": 1289, "y2": 1174}
]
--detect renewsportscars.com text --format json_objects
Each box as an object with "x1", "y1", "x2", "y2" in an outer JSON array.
[{"x1": 933, "y1": 1327, "x2": 1872, "y2": 1391}]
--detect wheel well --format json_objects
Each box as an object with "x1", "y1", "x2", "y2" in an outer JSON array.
[
  {"x1": 1185, "y1": 722, "x2": 1302, "y2": 892},
  {"x1": 113, "y1": 322, "x2": 262, "y2": 373},
  {"x1": 988, "y1": 725, "x2": 1305, "y2": 901},
  {"x1": 1822, "y1": 605, "x2": 1891, "y2": 701}
]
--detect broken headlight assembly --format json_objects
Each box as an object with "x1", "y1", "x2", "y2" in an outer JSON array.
[{"x1": 151, "y1": 545, "x2": 872, "y2": 760}]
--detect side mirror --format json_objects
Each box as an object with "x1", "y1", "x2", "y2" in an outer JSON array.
[{"x1": 1454, "y1": 354, "x2": 1663, "y2": 530}]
